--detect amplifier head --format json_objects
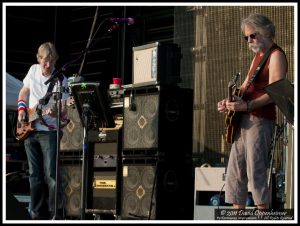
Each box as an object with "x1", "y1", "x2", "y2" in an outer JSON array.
[{"x1": 132, "y1": 42, "x2": 181, "y2": 86}]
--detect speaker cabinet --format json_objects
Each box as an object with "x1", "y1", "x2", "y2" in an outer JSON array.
[
  {"x1": 123, "y1": 85, "x2": 193, "y2": 157},
  {"x1": 132, "y1": 42, "x2": 182, "y2": 86},
  {"x1": 60, "y1": 105, "x2": 83, "y2": 151},
  {"x1": 121, "y1": 157, "x2": 194, "y2": 220},
  {"x1": 61, "y1": 163, "x2": 82, "y2": 217}
]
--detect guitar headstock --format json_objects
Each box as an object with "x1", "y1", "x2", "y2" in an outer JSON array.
[
  {"x1": 228, "y1": 72, "x2": 241, "y2": 101},
  {"x1": 228, "y1": 72, "x2": 241, "y2": 88}
]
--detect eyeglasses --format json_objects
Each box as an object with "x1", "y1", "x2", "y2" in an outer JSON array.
[{"x1": 244, "y1": 33, "x2": 258, "y2": 41}]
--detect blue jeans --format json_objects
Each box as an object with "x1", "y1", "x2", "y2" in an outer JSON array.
[{"x1": 24, "y1": 131, "x2": 60, "y2": 219}]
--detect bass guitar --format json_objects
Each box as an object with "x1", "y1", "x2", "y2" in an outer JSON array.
[
  {"x1": 16, "y1": 97, "x2": 74, "y2": 141},
  {"x1": 225, "y1": 73, "x2": 241, "y2": 144}
]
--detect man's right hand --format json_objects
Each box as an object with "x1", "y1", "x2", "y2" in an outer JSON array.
[
  {"x1": 18, "y1": 110, "x2": 27, "y2": 123},
  {"x1": 217, "y1": 99, "x2": 227, "y2": 113}
]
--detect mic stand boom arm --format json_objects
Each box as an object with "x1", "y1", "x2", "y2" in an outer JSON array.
[
  {"x1": 78, "y1": 6, "x2": 99, "y2": 77},
  {"x1": 44, "y1": 18, "x2": 118, "y2": 87}
]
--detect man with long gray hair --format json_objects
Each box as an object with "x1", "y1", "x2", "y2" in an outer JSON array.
[{"x1": 217, "y1": 13, "x2": 288, "y2": 211}]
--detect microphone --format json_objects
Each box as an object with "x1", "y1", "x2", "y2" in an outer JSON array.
[
  {"x1": 109, "y1": 17, "x2": 134, "y2": 25},
  {"x1": 108, "y1": 23, "x2": 120, "y2": 33}
]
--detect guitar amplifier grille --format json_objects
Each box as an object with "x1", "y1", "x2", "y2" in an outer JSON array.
[
  {"x1": 123, "y1": 94, "x2": 159, "y2": 149},
  {"x1": 123, "y1": 85, "x2": 193, "y2": 158},
  {"x1": 60, "y1": 105, "x2": 83, "y2": 151}
]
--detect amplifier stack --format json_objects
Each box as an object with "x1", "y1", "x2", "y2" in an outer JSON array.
[
  {"x1": 59, "y1": 41, "x2": 195, "y2": 220},
  {"x1": 121, "y1": 84, "x2": 194, "y2": 220}
]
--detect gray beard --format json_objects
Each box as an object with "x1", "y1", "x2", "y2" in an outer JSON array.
[
  {"x1": 248, "y1": 36, "x2": 268, "y2": 53},
  {"x1": 249, "y1": 42, "x2": 265, "y2": 53}
]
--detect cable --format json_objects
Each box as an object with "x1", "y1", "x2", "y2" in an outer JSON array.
[
  {"x1": 148, "y1": 157, "x2": 159, "y2": 220},
  {"x1": 217, "y1": 183, "x2": 226, "y2": 210},
  {"x1": 213, "y1": 183, "x2": 226, "y2": 219}
]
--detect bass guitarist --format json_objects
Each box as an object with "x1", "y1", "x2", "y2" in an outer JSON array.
[
  {"x1": 17, "y1": 42, "x2": 69, "y2": 220},
  {"x1": 217, "y1": 13, "x2": 287, "y2": 212}
]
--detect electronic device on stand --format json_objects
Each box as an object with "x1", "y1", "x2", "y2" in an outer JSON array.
[{"x1": 70, "y1": 82, "x2": 115, "y2": 219}]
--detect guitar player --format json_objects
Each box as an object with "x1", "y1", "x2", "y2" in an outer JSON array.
[
  {"x1": 217, "y1": 13, "x2": 287, "y2": 213},
  {"x1": 17, "y1": 42, "x2": 69, "y2": 220}
]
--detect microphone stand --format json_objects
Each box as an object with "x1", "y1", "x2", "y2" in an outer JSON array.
[
  {"x1": 42, "y1": 18, "x2": 122, "y2": 220},
  {"x1": 45, "y1": 18, "x2": 118, "y2": 87},
  {"x1": 52, "y1": 75, "x2": 65, "y2": 220},
  {"x1": 77, "y1": 7, "x2": 99, "y2": 220},
  {"x1": 78, "y1": 6, "x2": 99, "y2": 77},
  {"x1": 80, "y1": 103, "x2": 91, "y2": 220},
  {"x1": 39, "y1": 71, "x2": 65, "y2": 220}
]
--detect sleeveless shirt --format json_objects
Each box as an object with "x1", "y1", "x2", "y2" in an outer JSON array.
[{"x1": 243, "y1": 44, "x2": 287, "y2": 120}]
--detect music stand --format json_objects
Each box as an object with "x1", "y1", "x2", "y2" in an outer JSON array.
[
  {"x1": 70, "y1": 82, "x2": 115, "y2": 219},
  {"x1": 264, "y1": 79, "x2": 294, "y2": 125},
  {"x1": 264, "y1": 79, "x2": 294, "y2": 194},
  {"x1": 70, "y1": 82, "x2": 115, "y2": 129}
]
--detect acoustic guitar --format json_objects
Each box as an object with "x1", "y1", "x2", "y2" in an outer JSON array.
[
  {"x1": 16, "y1": 97, "x2": 74, "y2": 141},
  {"x1": 224, "y1": 73, "x2": 241, "y2": 144}
]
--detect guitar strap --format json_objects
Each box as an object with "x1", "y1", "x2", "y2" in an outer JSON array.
[
  {"x1": 40, "y1": 77, "x2": 56, "y2": 105},
  {"x1": 36, "y1": 80, "x2": 69, "y2": 130},
  {"x1": 240, "y1": 44, "x2": 278, "y2": 98},
  {"x1": 35, "y1": 79, "x2": 56, "y2": 129}
]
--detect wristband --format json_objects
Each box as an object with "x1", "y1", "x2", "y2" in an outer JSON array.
[{"x1": 18, "y1": 100, "x2": 27, "y2": 112}]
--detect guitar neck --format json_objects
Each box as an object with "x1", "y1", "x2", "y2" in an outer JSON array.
[
  {"x1": 28, "y1": 108, "x2": 48, "y2": 122},
  {"x1": 227, "y1": 72, "x2": 241, "y2": 102},
  {"x1": 27, "y1": 98, "x2": 71, "y2": 123},
  {"x1": 228, "y1": 86, "x2": 233, "y2": 102}
]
